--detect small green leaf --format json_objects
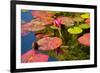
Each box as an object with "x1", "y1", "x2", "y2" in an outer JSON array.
[
  {"x1": 81, "y1": 13, "x2": 90, "y2": 19},
  {"x1": 79, "y1": 24, "x2": 90, "y2": 29},
  {"x1": 60, "y1": 46, "x2": 69, "y2": 48},
  {"x1": 50, "y1": 26, "x2": 58, "y2": 29}
]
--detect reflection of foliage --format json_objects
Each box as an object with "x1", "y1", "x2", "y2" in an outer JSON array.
[{"x1": 21, "y1": 10, "x2": 90, "y2": 61}]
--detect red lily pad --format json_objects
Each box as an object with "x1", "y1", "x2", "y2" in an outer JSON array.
[
  {"x1": 21, "y1": 49, "x2": 49, "y2": 63},
  {"x1": 78, "y1": 33, "x2": 90, "y2": 46},
  {"x1": 35, "y1": 33, "x2": 50, "y2": 39},
  {"x1": 58, "y1": 16, "x2": 74, "y2": 26},
  {"x1": 32, "y1": 11, "x2": 55, "y2": 25},
  {"x1": 37, "y1": 37, "x2": 62, "y2": 51},
  {"x1": 85, "y1": 18, "x2": 90, "y2": 25},
  {"x1": 21, "y1": 19, "x2": 46, "y2": 32}
]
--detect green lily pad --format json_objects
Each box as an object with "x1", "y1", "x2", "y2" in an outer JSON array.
[
  {"x1": 50, "y1": 26, "x2": 58, "y2": 30},
  {"x1": 79, "y1": 24, "x2": 90, "y2": 29},
  {"x1": 68, "y1": 27, "x2": 83, "y2": 34},
  {"x1": 81, "y1": 13, "x2": 90, "y2": 19}
]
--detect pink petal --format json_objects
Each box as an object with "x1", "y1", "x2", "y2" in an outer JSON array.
[{"x1": 53, "y1": 18, "x2": 61, "y2": 27}]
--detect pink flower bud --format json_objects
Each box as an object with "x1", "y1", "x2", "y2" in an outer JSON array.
[{"x1": 53, "y1": 18, "x2": 61, "y2": 27}]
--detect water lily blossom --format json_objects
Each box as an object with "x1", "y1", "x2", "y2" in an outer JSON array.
[{"x1": 53, "y1": 18, "x2": 61, "y2": 27}]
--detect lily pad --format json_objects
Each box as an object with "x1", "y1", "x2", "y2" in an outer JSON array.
[
  {"x1": 37, "y1": 37, "x2": 62, "y2": 51},
  {"x1": 58, "y1": 16, "x2": 74, "y2": 26},
  {"x1": 79, "y1": 24, "x2": 90, "y2": 29},
  {"x1": 78, "y1": 33, "x2": 90, "y2": 46},
  {"x1": 32, "y1": 11, "x2": 55, "y2": 25},
  {"x1": 68, "y1": 27, "x2": 83, "y2": 34},
  {"x1": 21, "y1": 50, "x2": 49, "y2": 63},
  {"x1": 85, "y1": 18, "x2": 90, "y2": 25},
  {"x1": 81, "y1": 13, "x2": 90, "y2": 19},
  {"x1": 73, "y1": 16, "x2": 84, "y2": 22}
]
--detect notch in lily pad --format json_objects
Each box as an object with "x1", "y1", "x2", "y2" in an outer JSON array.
[
  {"x1": 68, "y1": 27, "x2": 83, "y2": 34},
  {"x1": 79, "y1": 24, "x2": 90, "y2": 29}
]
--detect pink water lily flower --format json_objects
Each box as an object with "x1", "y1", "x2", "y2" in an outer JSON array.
[
  {"x1": 78, "y1": 33, "x2": 90, "y2": 46},
  {"x1": 21, "y1": 49, "x2": 49, "y2": 63},
  {"x1": 53, "y1": 18, "x2": 61, "y2": 27},
  {"x1": 37, "y1": 37, "x2": 62, "y2": 51}
]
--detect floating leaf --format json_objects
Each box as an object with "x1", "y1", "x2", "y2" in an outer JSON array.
[
  {"x1": 21, "y1": 19, "x2": 46, "y2": 32},
  {"x1": 78, "y1": 33, "x2": 90, "y2": 46},
  {"x1": 32, "y1": 11, "x2": 55, "y2": 25},
  {"x1": 85, "y1": 18, "x2": 90, "y2": 25},
  {"x1": 73, "y1": 16, "x2": 84, "y2": 22},
  {"x1": 79, "y1": 24, "x2": 90, "y2": 29},
  {"x1": 81, "y1": 13, "x2": 90, "y2": 19},
  {"x1": 58, "y1": 16, "x2": 74, "y2": 26},
  {"x1": 21, "y1": 50, "x2": 49, "y2": 63},
  {"x1": 68, "y1": 27, "x2": 83, "y2": 34},
  {"x1": 37, "y1": 37, "x2": 62, "y2": 51},
  {"x1": 35, "y1": 33, "x2": 50, "y2": 39}
]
